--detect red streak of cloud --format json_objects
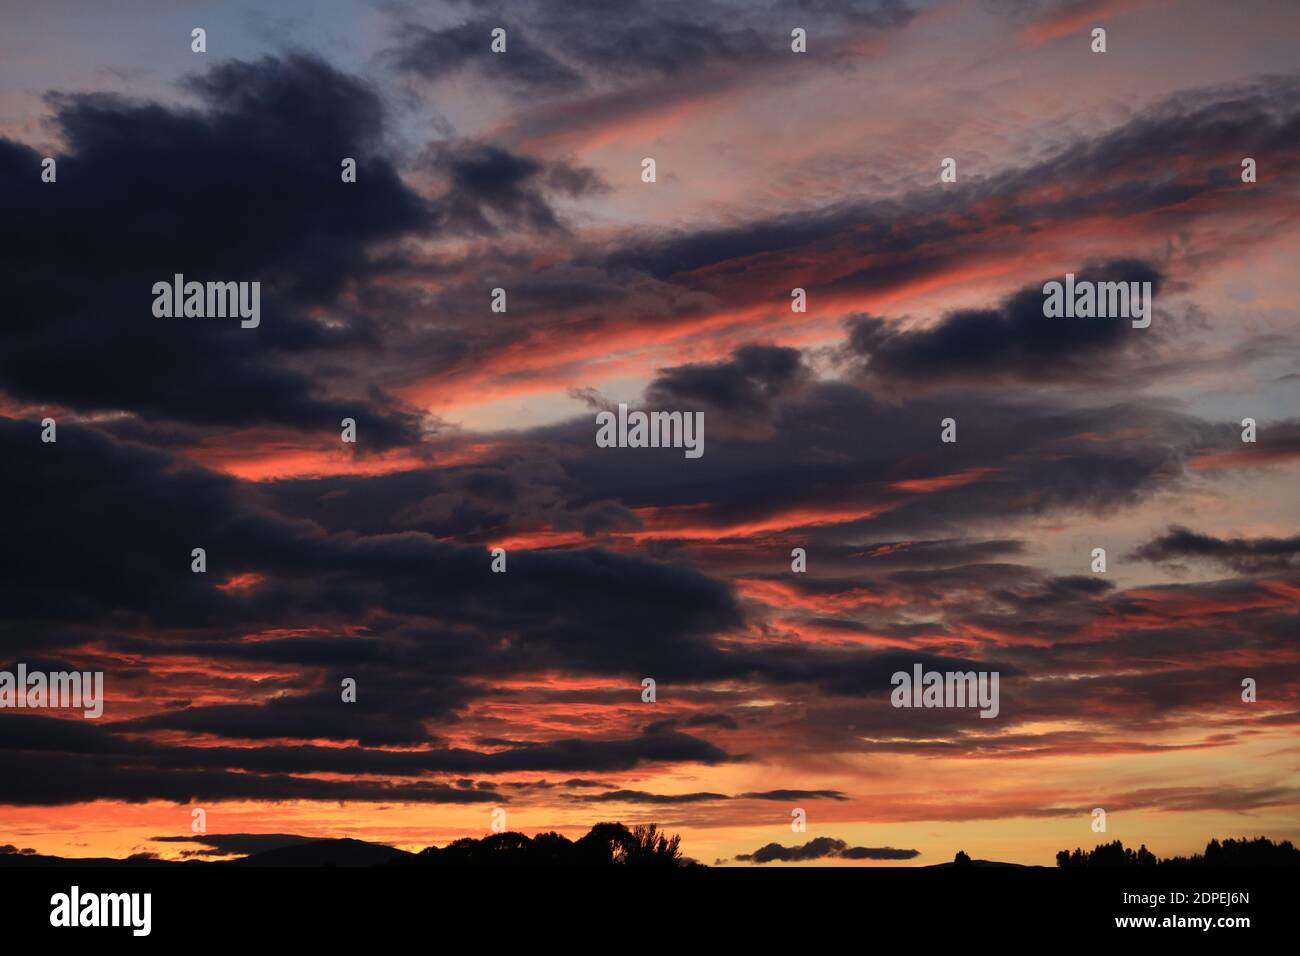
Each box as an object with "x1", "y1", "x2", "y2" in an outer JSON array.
[
  {"x1": 1019, "y1": 0, "x2": 1164, "y2": 47},
  {"x1": 1190, "y1": 446, "x2": 1300, "y2": 470},
  {"x1": 736, "y1": 578, "x2": 905, "y2": 613},
  {"x1": 216, "y1": 572, "x2": 266, "y2": 592},
  {"x1": 890, "y1": 467, "x2": 1004, "y2": 493}
]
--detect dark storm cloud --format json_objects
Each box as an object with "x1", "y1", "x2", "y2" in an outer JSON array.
[
  {"x1": 377, "y1": 1, "x2": 920, "y2": 179},
  {"x1": 0, "y1": 714, "x2": 138, "y2": 755},
  {"x1": 863, "y1": 538, "x2": 1026, "y2": 564},
  {"x1": 561, "y1": 373, "x2": 1205, "y2": 541},
  {"x1": 990, "y1": 574, "x2": 1115, "y2": 609},
  {"x1": 568, "y1": 786, "x2": 848, "y2": 804},
  {"x1": 113, "y1": 626, "x2": 1020, "y2": 720},
  {"x1": 735, "y1": 836, "x2": 919, "y2": 863},
  {"x1": 0, "y1": 713, "x2": 738, "y2": 805},
  {"x1": 1012, "y1": 656, "x2": 1300, "y2": 721},
  {"x1": 120, "y1": 690, "x2": 458, "y2": 748},
  {"x1": 680, "y1": 539, "x2": 1027, "y2": 587},
  {"x1": 790, "y1": 0, "x2": 915, "y2": 25},
  {"x1": 259, "y1": 337, "x2": 1213, "y2": 562},
  {"x1": 350, "y1": 75, "x2": 1300, "y2": 417},
  {"x1": 0, "y1": 333, "x2": 1225, "y2": 762},
  {"x1": 0, "y1": 418, "x2": 319, "y2": 628},
  {"x1": 817, "y1": 539, "x2": 1028, "y2": 573},
  {"x1": 0, "y1": 419, "x2": 744, "y2": 670},
  {"x1": 766, "y1": 578, "x2": 1300, "y2": 761},
  {"x1": 683, "y1": 712, "x2": 739, "y2": 730},
  {"x1": 166, "y1": 70, "x2": 1299, "y2": 431},
  {"x1": 1133, "y1": 526, "x2": 1300, "y2": 574},
  {"x1": 748, "y1": 649, "x2": 1020, "y2": 697},
  {"x1": 385, "y1": 18, "x2": 585, "y2": 94},
  {"x1": 2, "y1": 396, "x2": 1290, "y2": 792},
  {"x1": 0, "y1": 54, "x2": 430, "y2": 444},
  {"x1": 847, "y1": 260, "x2": 1164, "y2": 387},
  {"x1": 557, "y1": 14, "x2": 772, "y2": 79},
  {"x1": 384, "y1": 1, "x2": 913, "y2": 92},
  {"x1": 141, "y1": 727, "x2": 736, "y2": 776},
  {"x1": 427, "y1": 142, "x2": 606, "y2": 235},
  {"x1": 738, "y1": 790, "x2": 848, "y2": 801},
  {"x1": 577, "y1": 789, "x2": 730, "y2": 804},
  {"x1": 553, "y1": 499, "x2": 645, "y2": 536},
  {"x1": 1, "y1": 411, "x2": 766, "y2": 756},
  {"x1": 598, "y1": 76, "x2": 1297, "y2": 310},
  {"x1": 700, "y1": 560, "x2": 1294, "y2": 762},
  {"x1": 0, "y1": 750, "x2": 503, "y2": 807},
  {"x1": 0, "y1": 409, "x2": 1054, "y2": 753},
  {"x1": 646, "y1": 344, "x2": 808, "y2": 427},
  {"x1": 2, "y1": 411, "x2": 1043, "y2": 702},
  {"x1": 113, "y1": 635, "x2": 392, "y2": 668},
  {"x1": 261, "y1": 465, "x2": 523, "y2": 539}
]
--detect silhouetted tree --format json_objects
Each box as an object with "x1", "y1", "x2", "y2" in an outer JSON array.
[
  {"x1": 529, "y1": 831, "x2": 576, "y2": 866},
  {"x1": 1055, "y1": 836, "x2": 1300, "y2": 867},
  {"x1": 574, "y1": 822, "x2": 638, "y2": 866},
  {"x1": 624, "y1": 824, "x2": 683, "y2": 867},
  {"x1": 397, "y1": 822, "x2": 694, "y2": 868},
  {"x1": 954, "y1": 850, "x2": 972, "y2": 866}
]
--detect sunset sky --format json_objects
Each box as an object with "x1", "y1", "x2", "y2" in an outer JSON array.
[{"x1": 1, "y1": 0, "x2": 1297, "y2": 867}]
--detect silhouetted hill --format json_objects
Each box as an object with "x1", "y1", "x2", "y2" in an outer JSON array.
[
  {"x1": 0, "y1": 823, "x2": 690, "y2": 868},
  {"x1": 927, "y1": 859, "x2": 1039, "y2": 868},
  {"x1": 0, "y1": 838, "x2": 405, "y2": 868},
  {"x1": 234, "y1": 838, "x2": 413, "y2": 867},
  {"x1": 6, "y1": 828, "x2": 1297, "y2": 868},
  {"x1": 0, "y1": 851, "x2": 189, "y2": 867}
]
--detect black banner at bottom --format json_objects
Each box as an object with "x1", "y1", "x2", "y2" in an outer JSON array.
[{"x1": 0, "y1": 864, "x2": 1285, "y2": 942}]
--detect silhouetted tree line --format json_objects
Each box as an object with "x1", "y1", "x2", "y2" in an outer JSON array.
[
  {"x1": 1056, "y1": 836, "x2": 1300, "y2": 867},
  {"x1": 391, "y1": 823, "x2": 698, "y2": 868}
]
